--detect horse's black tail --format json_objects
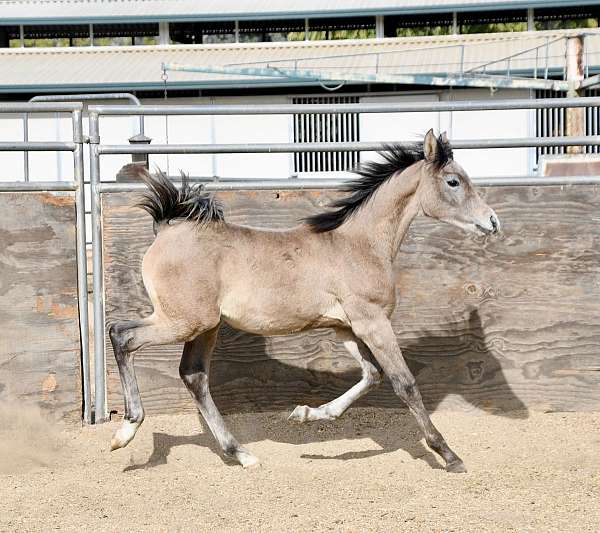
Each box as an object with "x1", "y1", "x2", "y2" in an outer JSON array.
[{"x1": 119, "y1": 163, "x2": 225, "y2": 233}]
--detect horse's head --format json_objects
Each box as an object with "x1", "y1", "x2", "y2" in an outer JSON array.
[{"x1": 418, "y1": 129, "x2": 500, "y2": 236}]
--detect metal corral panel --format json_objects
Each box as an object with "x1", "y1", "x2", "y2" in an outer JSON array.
[
  {"x1": 102, "y1": 188, "x2": 600, "y2": 416},
  {"x1": 0, "y1": 0, "x2": 588, "y2": 23},
  {"x1": 0, "y1": 28, "x2": 593, "y2": 92},
  {"x1": 0, "y1": 192, "x2": 82, "y2": 420}
]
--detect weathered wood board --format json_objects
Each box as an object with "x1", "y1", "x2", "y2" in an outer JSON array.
[
  {"x1": 0, "y1": 192, "x2": 81, "y2": 420},
  {"x1": 102, "y1": 185, "x2": 600, "y2": 416}
]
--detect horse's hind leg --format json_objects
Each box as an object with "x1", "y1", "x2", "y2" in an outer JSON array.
[
  {"x1": 179, "y1": 326, "x2": 259, "y2": 468},
  {"x1": 109, "y1": 316, "x2": 186, "y2": 451},
  {"x1": 288, "y1": 330, "x2": 382, "y2": 423}
]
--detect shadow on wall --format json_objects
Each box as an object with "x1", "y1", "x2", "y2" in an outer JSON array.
[
  {"x1": 207, "y1": 306, "x2": 527, "y2": 418},
  {"x1": 401, "y1": 308, "x2": 528, "y2": 417},
  {"x1": 124, "y1": 307, "x2": 528, "y2": 472}
]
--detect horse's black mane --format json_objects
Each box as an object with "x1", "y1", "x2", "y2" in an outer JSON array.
[{"x1": 304, "y1": 134, "x2": 452, "y2": 233}]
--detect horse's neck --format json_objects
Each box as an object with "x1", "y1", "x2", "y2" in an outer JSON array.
[{"x1": 342, "y1": 164, "x2": 422, "y2": 262}]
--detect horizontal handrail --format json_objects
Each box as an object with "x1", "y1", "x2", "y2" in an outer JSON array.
[
  {"x1": 0, "y1": 142, "x2": 77, "y2": 152},
  {"x1": 30, "y1": 93, "x2": 145, "y2": 136},
  {"x1": 0, "y1": 181, "x2": 77, "y2": 192},
  {"x1": 97, "y1": 136, "x2": 600, "y2": 155},
  {"x1": 99, "y1": 175, "x2": 600, "y2": 193},
  {"x1": 0, "y1": 103, "x2": 83, "y2": 113},
  {"x1": 88, "y1": 97, "x2": 600, "y2": 116},
  {"x1": 30, "y1": 93, "x2": 141, "y2": 106}
]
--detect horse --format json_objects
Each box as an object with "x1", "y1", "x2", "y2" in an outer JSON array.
[{"x1": 109, "y1": 129, "x2": 499, "y2": 473}]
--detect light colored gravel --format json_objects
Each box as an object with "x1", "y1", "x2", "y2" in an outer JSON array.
[{"x1": 1, "y1": 406, "x2": 599, "y2": 532}]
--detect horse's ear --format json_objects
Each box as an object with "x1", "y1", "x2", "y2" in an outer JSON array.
[
  {"x1": 423, "y1": 129, "x2": 438, "y2": 162},
  {"x1": 441, "y1": 131, "x2": 449, "y2": 144}
]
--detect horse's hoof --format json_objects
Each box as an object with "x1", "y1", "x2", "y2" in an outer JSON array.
[
  {"x1": 236, "y1": 449, "x2": 260, "y2": 469},
  {"x1": 110, "y1": 420, "x2": 140, "y2": 451},
  {"x1": 446, "y1": 460, "x2": 467, "y2": 474},
  {"x1": 288, "y1": 405, "x2": 310, "y2": 423}
]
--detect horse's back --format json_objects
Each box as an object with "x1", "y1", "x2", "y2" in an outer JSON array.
[{"x1": 139, "y1": 219, "x2": 345, "y2": 334}]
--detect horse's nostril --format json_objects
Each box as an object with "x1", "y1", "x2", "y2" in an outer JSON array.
[{"x1": 490, "y1": 215, "x2": 498, "y2": 232}]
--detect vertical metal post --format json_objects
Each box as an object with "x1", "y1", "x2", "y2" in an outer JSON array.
[
  {"x1": 72, "y1": 109, "x2": 92, "y2": 424},
  {"x1": 566, "y1": 34, "x2": 585, "y2": 155},
  {"x1": 89, "y1": 23, "x2": 94, "y2": 46},
  {"x1": 375, "y1": 15, "x2": 384, "y2": 39},
  {"x1": 19, "y1": 25, "x2": 24, "y2": 47},
  {"x1": 158, "y1": 21, "x2": 170, "y2": 45},
  {"x1": 585, "y1": 46, "x2": 589, "y2": 79},
  {"x1": 89, "y1": 112, "x2": 107, "y2": 423},
  {"x1": 128, "y1": 133, "x2": 152, "y2": 168},
  {"x1": 234, "y1": 21, "x2": 240, "y2": 43},
  {"x1": 527, "y1": 8, "x2": 534, "y2": 31},
  {"x1": 305, "y1": 19, "x2": 309, "y2": 41},
  {"x1": 544, "y1": 37, "x2": 550, "y2": 79},
  {"x1": 452, "y1": 12, "x2": 458, "y2": 35},
  {"x1": 23, "y1": 113, "x2": 29, "y2": 181}
]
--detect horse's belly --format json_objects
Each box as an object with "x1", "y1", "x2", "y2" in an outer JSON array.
[{"x1": 219, "y1": 293, "x2": 349, "y2": 336}]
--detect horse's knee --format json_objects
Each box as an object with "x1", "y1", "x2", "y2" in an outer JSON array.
[
  {"x1": 179, "y1": 367, "x2": 210, "y2": 399},
  {"x1": 390, "y1": 375, "x2": 420, "y2": 402}
]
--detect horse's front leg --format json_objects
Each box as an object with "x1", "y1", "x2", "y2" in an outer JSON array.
[{"x1": 347, "y1": 306, "x2": 466, "y2": 473}]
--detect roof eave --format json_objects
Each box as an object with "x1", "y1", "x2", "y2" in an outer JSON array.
[{"x1": 2, "y1": 0, "x2": 600, "y2": 26}]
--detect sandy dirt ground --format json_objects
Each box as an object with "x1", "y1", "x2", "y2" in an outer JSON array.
[{"x1": 0, "y1": 405, "x2": 599, "y2": 533}]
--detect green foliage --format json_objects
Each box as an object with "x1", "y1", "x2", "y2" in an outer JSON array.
[
  {"x1": 308, "y1": 29, "x2": 375, "y2": 40},
  {"x1": 395, "y1": 26, "x2": 452, "y2": 37},
  {"x1": 461, "y1": 22, "x2": 528, "y2": 34},
  {"x1": 535, "y1": 18, "x2": 598, "y2": 31}
]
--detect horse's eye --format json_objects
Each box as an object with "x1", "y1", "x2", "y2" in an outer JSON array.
[{"x1": 446, "y1": 178, "x2": 460, "y2": 188}]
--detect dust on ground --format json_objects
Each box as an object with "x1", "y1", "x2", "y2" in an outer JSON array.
[
  {"x1": 0, "y1": 402, "x2": 69, "y2": 475},
  {"x1": 0, "y1": 407, "x2": 599, "y2": 532}
]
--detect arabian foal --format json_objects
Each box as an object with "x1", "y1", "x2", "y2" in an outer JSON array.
[{"x1": 109, "y1": 129, "x2": 499, "y2": 473}]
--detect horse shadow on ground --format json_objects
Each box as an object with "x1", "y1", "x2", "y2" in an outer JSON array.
[{"x1": 124, "y1": 308, "x2": 528, "y2": 472}]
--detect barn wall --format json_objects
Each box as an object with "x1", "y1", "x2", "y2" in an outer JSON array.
[
  {"x1": 102, "y1": 185, "x2": 600, "y2": 417},
  {"x1": 0, "y1": 192, "x2": 82, "y2": 420},
  {"x1": 360, "y1": 89, "x2": 534, "y2": 176}
]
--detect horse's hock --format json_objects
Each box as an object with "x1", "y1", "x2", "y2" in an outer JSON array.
[
  {"x1": 101, "y1": 185, "x2": 600, "y2": 417},
  {"x1": 0, "y1": 191, "x2": 82, "y2": 420}
]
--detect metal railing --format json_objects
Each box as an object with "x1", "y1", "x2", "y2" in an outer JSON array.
[
  {"x1": 4, "y1": 96, "x2": 600, "y2": 424},
  {"x1": 0, "y1": 102, "x2": 91, "y2": 424},
  {"x1": 29, "y1": 93, "x2": 145, "y2": 136},
  {"x1": 85, "y1": 95, "x2": 600, "y2": 423},
  {"x1": 88, "y1": 96, "x2": 600, "y2": 116}
]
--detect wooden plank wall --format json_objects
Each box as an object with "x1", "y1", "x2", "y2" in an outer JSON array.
[
  {"x1": 102, "y1": 185, "x2": 600, "y2": 417},
  {"x1": 0, "y1": 192, "x2": 81, "y2": 420}
]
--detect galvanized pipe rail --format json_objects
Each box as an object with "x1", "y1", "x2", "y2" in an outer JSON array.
[
  {"x1": 100, "y1": 175, "x2": 600, "y2": 194},
  {"x1": 0, "y1": 142, "x2": 77, "y2": 151},
  {"x1": 98, "y1": 136, "x2": 600, "y2": 155},
  {"x1": 0, "y1": 103, "x2": 83, "y2": 113},
  {"x1": 0, "y1": 102, "x2": 92, "y2": 425},
  {"x1": 30, "y1": 93, "x2": 145, "y2": 136},
  {"x1": 88, "y1": 95, "x2": 600, "y2": 424},
  {"x1": 0, "y1": 181, "x2": 77, "y2": 191},
  {"x1": 88, "y1": 96, "x2": 600, "y2": 116}
]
